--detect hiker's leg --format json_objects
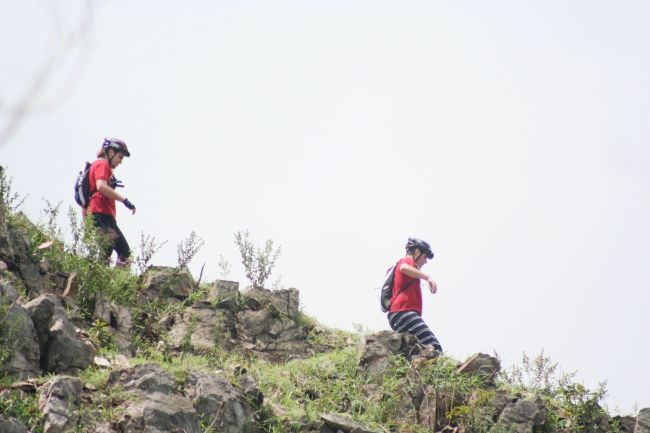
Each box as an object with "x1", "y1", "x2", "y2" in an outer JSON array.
[
  {"x1": 388, "y1": 311, "x2": 443, "y2": 352},
  {"x1": 112, "y1": 224, "x2": 131, "y2": 267},
  {"x1": 91, "y1": 213, "x2": 116, "y2": 263}
]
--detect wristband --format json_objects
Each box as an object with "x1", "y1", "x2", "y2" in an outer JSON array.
[{"x1": 123, "y1": 198, "x2": 136, "y2": 210}]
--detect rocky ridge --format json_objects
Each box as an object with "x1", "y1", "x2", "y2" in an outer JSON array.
[{"x1": 0, "y1": 207, "x2": 647, "y2": 433}]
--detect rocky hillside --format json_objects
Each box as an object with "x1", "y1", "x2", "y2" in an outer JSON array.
[{"x1": 0, "y1": 191, "x2": 648, "y2": 432}]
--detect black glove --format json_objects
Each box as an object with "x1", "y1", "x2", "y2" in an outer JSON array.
[
  {"x1": 109, "y1": 176, "x2": 124, "y2": 189},
  {"x1": 123, "y1": 198, "x2": 136, "y2": 211}
]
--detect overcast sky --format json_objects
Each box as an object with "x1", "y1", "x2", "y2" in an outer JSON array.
[{"x1": 1, "y1": 0, "x2": 649, "y2": 414}]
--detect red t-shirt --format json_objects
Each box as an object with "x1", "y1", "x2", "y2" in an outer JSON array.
[
  {"x1": 389, "y1": 256, "x2": 423, "y2": 315},
  {"x1": 88, "y1": 159, "x2": 116, "y2": 218}
]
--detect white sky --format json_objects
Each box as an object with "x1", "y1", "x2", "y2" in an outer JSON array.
[{"x1": 1, "y1": 0, "x2": 649, "y2": 414}]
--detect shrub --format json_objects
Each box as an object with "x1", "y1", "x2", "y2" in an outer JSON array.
[
  {"x1": 499, "y1": 349, "x2": 576, "y2": 396},
  {"x1": 0, "y1": 166, "x2": 27, "y2": 218},
  {"x1": 234, "y1": 229, "x2": 281, "y2": 289},
  {"x1": 135, "y1": 231, "x2": 167, "y2": 274},
  {"x1": 177, "y1": 231, "x2": 204, "y2": 268}
]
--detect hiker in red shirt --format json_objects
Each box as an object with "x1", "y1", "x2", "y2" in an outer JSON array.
[
  {"x1": 388, "y1": 237, "x2": 442, "y2": 351},
  {"x1": 87, "y1": 138, "x2": 136, "y2": 267}
]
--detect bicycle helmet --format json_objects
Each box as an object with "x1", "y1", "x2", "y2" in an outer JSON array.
[
  {"x1": 405, "y1": 237, "x2": 434, "y2": 259},
  {"x1": 102, "y1": 138, "x2": 130, "y2": 157}
]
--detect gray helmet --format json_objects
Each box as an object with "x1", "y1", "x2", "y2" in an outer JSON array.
[
  {"x1": 102, "y1": 138, "x2": 130, "y2": 157},
  {"x1": 406, "y1": 237, "x2": 434, "y2": 259}
]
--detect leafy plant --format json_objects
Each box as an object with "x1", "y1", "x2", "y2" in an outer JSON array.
[
  {"x1": 177, "y1": 231, "x2": 204, "y2": 268},
  {"x1": 40, "y1": 198, "x2": 63, "y2": 239},
  {"x1": 557, "y1": 382, "x2": 612, "y2": 433},
  {"x1": 0, "y1": 389, "x2": 42, "y2": 432},
  {"x1": 500, "y1": 349, "x2": 576, "y2": 396},
  {"x1": 234, "y1": 229, "x2": 281, "y2": 289},
  {"x1": 0, "y1": 166, "x2": 28, "y2": 218}
]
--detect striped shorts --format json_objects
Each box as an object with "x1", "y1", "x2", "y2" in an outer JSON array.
[{"x1": 388, "y1": 310, "x2": 443, "y2": 352}]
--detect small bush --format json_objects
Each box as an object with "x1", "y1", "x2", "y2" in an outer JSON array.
[
  {"x1": 177, "y1": 231, "x2": 204, "y2": 268},
  {"x1": 500, "y1": 349, "x2": 576, "y2": 396},
  {"x1": 135, "y1": 231, "x2": 167, "y2": 274},
  {"x1": 0, "y1": 166, "x2": 27, "y2": 218},
  {"x1": 234, "y1": 229, "x2": 281, "y2": 289}
]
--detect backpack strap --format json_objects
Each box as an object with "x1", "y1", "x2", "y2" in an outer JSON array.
[{"x1": 390, "y1": 261, "x2": 419, "y2": 302}]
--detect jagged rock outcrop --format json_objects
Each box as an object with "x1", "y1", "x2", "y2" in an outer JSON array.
[
  {"x1": 104, "y1": 362, "x2": 265, "y2": 433},
  {"x1": 0, "y1": 415, "x2": 29, "y2": 433},
  {"x1": 142, "y1": 266, "x2": 195, "y2": 298},
  {"x1": 167, "y1": 306, "x2": 235, "y2": 351},
  {"x1": 636, "y1": 408, "x2": 650, "y2": 433},
  {"x1": 457, "y1": 352, "x2": 501, "y2": 385},
  {"x1": 94, "y1": 295, "x2": 134, "y2": 355},
  {"x1": 357, "y1": 330, "x2": 420, "y2": 378},
  {"x1": 208, "y1": 279, "x2": 240, "y2": 311},
  {"x1": 187, "y1": 371, "x2": 263, "y2": 433},
  {"x1": 0, "y1": 279, "x2": 40, "y2": 378},
  {"x1": 107, "y1": 363, "x2": 201, "y2": 433},
  {"x1": 24, "y1": 294, "x2": 95, "y2": 374},
  {"x1": 164, "y1": 285, "x2": 310, "y2": 360},
  {"x1": 3, "y1": 213, "x2": 49, "y2": 297},
  {"x1": 493, "y1": 395, "x2": 547, "y2": 433},
  {"x1": 38, "y1": 376, "x2": 83, "y2": 433}
]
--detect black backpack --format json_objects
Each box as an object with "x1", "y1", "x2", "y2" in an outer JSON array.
[
  {"x1": 379, "y1": 262, "x2": 398, "y2": 312},
  {"x1": 74, "y1": 162, "x2": 92, "y2": 208},
  {"x1": 380, "y1": 260, "x2": 419, "y2": 312}
]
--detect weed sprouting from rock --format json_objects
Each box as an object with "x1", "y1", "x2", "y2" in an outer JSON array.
[
  {"x1": 234, "y1": 229, "x2": 281, "y2": 289},
  {"x1": 136, "y1": 231, "x2": 167, "y2": 274},
  {"x1": 177, "y1": 230, "x2": 204, "y2": 268}
]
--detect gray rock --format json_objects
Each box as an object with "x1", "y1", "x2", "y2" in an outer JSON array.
[
  {"x1": 116, "y1": 391, "x2": 201, "y2": 433},
  {"x1": 94, "y1": 297, "x2": 134, "y2": 355},
  {"x1": 91, "y1": 423, "x2": 118, "y2": 433},
  {"x1": 242, "y1": 287, "x2": 300, "y2": 320},
  {"x1": 0, "y1": 276, "x2": 19, "y2": 304},
  {"x1": 187, "y1": 372, "x2": 259, "y2": 433},
  {"x1": 167, "y1": 307, "x2": 234, "y2": 352},
  {"x1": 235, "y1": 308, "x2": 307, "y2": 358},
  {"x1": 493, "y1": 396, "x2": 546, "y2": 433},
  {"x1": 612, "y1": 415, "x2": 637, "y2": 432},
  {"x1": 357, "y1": 330, "x2": 419, "y2": 378},
  {"x1": 1, "y1": 302, "x2": 40, "y2": 379},
  {"x1": 24, "y1": 294, "x2": 63, "y2": 350},
  {"x1": 237, "y1": 309, "x2": 271, "y2": 339},
  {"x1": 142, "y1": 266, "x2": 194, "y2": 298},
  {"x1": 636, "y1": 408, "x2": 650, "y2": 433},
  {"x1": 6, "y1": 214, "x2": 49, "y2": 296},
  {"x1": 208, "y1": 279, "x2": 240, "y2": 311},
  {"x1": 457, "y1": 353, "x2": 501, "y2": 385},
  {"x1": 44, "y1": 318, "x2": 95, "y2": 374},
  {"x1": 108, "y1": 363, "x2": 178, "y2": 395},
  {"x1": 320, "y1": 413, "x2": 377, "y2": 433},
  {"x1": 0, "y1": 415, "x2": 29, "y2": 433},
  {"x1": 25, "y1": 294, "x2": 94, "y2": 374},
  {"x1": 38, "y1": 376, "x2": 83, "y2": 433}
]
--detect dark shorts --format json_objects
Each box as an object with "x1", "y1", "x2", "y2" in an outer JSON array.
[{"x1": 91, "y1": 213, "x2": 131, "y2": 262}]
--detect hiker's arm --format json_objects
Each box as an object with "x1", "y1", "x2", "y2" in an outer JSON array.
[
  {"x1": 399, "y1": 263, "x2": 438, "y2": 294},
  {"x1": 96, "y1": 179, "x2": 126, "y2": 202}
]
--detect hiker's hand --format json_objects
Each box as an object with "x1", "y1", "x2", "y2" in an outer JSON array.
[
  {"x1": 427, "y1": 277, "x2": 437, "y2": 294},
  {"x1": 123, "y1": 198, "x2": 136, "y2": 214},
  {"x1": 109, "y1": 177, "x2": 124, "y2": 189}
]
